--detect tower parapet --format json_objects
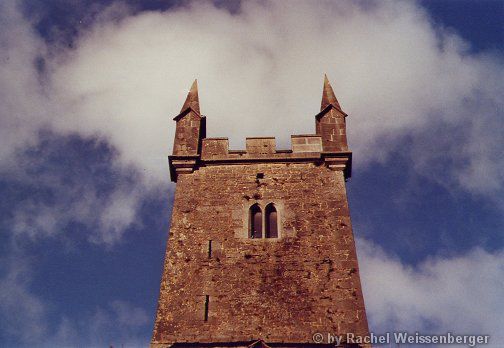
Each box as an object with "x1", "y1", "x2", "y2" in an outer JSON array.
[
  {"x1": 316, "y1": 74, "x2": 348, "y2": 152},
  {"x1": 169, "y1": 77, "x2": 352, "y2": 181}
]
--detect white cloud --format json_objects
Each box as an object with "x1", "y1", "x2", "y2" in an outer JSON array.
[
  {"x1": 0, "y1": 251, "x2": 150, "y2": 347},
  {"x1": 0, "y1": 0, "x2": 501, "y2": 245},
  {"x1": 0, "y1": 1, "x2": 144, "y2": 245},
  {"x1": 48, "y1": 300, "x2": 151, "y2": 348},
  {"x1": 0, "y1": 1, "x2": 53, "y2": 164},
  {"x1": 46, "y1": 0, "x2": 503, "y2": 196},
  {"x1": 110, "y1": 300, "x2": 150, "y2": 328},
  {"x1": 3, "y1": 133, "x2": 144, "y2": 246},
  {"x1": 0, "y1": 255, "x2": 47, "y2": 342},
  {"x1": 2, "y1": 0, "x2": 502, "y2": 190},
  {"x1": 358, "y1": 238, "x2": 504, "y2": 345},
  {"x1": 82, "y1": 300, "x2": 150, "y2": 347}
]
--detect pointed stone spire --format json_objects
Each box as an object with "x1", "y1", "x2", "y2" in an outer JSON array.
[
  {"x1": 321, "y1": 74, "x2": 342, "y2": 112},
  {"x1": 180, "y1": 79, "x2": 200, "y2": 114}
]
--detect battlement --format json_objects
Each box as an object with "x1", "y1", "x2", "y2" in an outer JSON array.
[
  {"x1": 169, "y1": 77, "x2": 352, "y2": 182},
  {"x1": 170, "y1": 133, "x2": 351, "y2": 182},
  {"x1": 201, "y1": 134, "x2": 325, "y2": 161}
]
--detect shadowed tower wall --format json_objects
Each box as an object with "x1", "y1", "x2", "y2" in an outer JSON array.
[{"x1": 151, "y1": 77, "x2": 370, "y2": 348}]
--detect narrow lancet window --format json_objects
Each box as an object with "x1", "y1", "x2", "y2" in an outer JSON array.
[
  {"x1": 265, "y1": 204, "x2": 278, "y2": 238},
  {"x1": 250, "y1": 204, "x2": 262, "y2": 238},
  {"x1": 204, "y1": 295, "x2": 209, "y2": 321}
]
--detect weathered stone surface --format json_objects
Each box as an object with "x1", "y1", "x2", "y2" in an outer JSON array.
[
  {"x1": 173, "y1": 111, "x2": 204, "y2": 156},
  {"x1": 152, "y1": 77, "x2": 370, "y2": 348},
  {"x1": 172, "y1": 80, "x2": 205, "y2": 156}
]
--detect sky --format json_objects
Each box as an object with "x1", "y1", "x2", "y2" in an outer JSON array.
[{"x1": 0, "y1": 0, "x2": 503, "y2": 347}]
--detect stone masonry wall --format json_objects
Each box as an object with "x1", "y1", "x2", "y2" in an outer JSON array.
[
  {"x1": 151, "y1": 162, "x2": 369, "y2": 346},
  {"x1": 173, "y1": 112, "x2": 202, "y2": 156},
  {"x1": 316, "y1": 108, "x2": 348, "y2": 152}
]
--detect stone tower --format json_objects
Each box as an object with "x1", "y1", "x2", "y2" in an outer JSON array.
[{"x1": 151, "y1": 77, "x2": 370, "y2": 348}]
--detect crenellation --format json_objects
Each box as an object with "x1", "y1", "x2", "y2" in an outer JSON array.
[
  {"x1": 201, "y1": 135, "x2": 327, "y2": 162},
  {"x1": 202, "y1": 138, "x2": 230, "y2": 158},
  {"x1": 291, "y1": 134, "x2": 323, "y2": 153},
  {"x1": 246, "y1": 137, "x2": 276, "y2": 154}
]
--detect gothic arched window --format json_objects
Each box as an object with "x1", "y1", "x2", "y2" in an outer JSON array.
[
  {"x1": 265, "y1": 203, "x2": 278, "y2": 238},
  {"x1": 250, "y1": 204, "x2": 262, "y2": 239}
]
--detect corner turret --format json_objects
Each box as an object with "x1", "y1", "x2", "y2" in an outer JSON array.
[
  {"x1": 316, "y1": 75, "x2": 348, "y2": 152},
  {"x1": 172, "y1": 79, "x2": 206, "y2": 156},
  {"x1": 169, "y1": 80, "x2": 206, "y2": 181}
]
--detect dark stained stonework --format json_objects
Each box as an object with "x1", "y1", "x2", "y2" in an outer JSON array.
[{"x1": 151, "y1": 77, "x2": 370, "y2": 348}]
